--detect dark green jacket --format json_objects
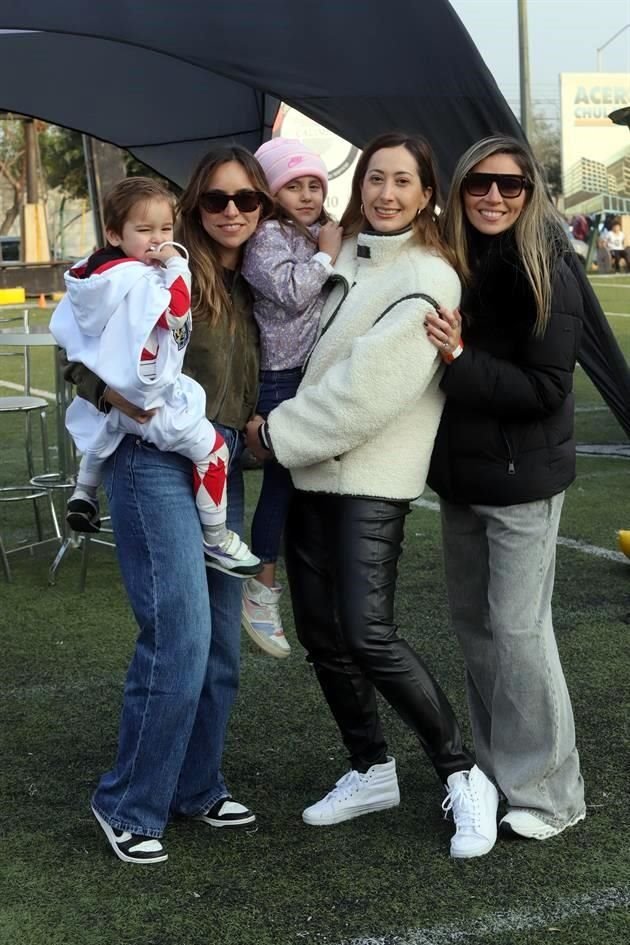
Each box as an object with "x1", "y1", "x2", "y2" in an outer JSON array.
[
  {"x1": 64, "y1": 270, "x2": 259, "y2": 432},
  {"x1": 184, "y1": 271, "x2": 259, "y2": 429}
]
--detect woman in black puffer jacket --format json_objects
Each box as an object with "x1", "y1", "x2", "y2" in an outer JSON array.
[{"x1": 425, "y1": 135, "x2": 586, "y2": 844}]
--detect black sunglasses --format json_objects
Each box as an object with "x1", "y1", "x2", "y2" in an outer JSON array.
[
  {"x1": 463, "y1": 173, "x2": 532, "y2": 199},
  {"x1": 199, "y1": 190, "x2": 264, "y2": 214}
]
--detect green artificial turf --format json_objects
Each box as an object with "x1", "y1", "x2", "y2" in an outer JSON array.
[{"x1": 1, "y1": 292, "x2": 629, "y2": 945}]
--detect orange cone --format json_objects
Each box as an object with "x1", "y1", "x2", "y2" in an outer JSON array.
[{"x1": 38, "y1": 293, "x2": 47, "y2": 308}]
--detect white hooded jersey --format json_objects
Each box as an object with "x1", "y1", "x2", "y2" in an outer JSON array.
[{"x1": 51, "y1": 253, "x2": 214, "y2": 463}]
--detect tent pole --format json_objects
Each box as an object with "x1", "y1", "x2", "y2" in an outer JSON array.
[{"x1": 82, "y1": 134, "x2": 104, "y2": 248}]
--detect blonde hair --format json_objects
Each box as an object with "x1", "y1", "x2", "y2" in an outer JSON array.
[
  {"x1": 177, "y1": 146, "x2": 273, "y2": 325},
  {"x1": 339, "y1": 132, "x2": 456, "y2": 268},
  {"x1": 103, "y1": 177, "x2": 175, "y2": 237},
  {"x1": 441, "y1": 135, "x2": 568, "y2": 335}
]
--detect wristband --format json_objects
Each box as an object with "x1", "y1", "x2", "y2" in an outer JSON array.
[
  {"x1": 97, "y1": 382, "x2": 112, "y2": 414},
  {"x1": 442, "y1": 341, "x2": 464, "y2": 364},
  {"x1": 257, "y1": 421, "x2": 273, "y2": 453}
]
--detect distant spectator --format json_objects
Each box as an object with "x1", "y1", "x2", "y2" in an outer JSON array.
[
  {"x1": 596, "y1": 228, "x2": 612, "y2": 274},
  {"x1": 570, "y1": 213, "x2": 589, "y2": 242},
  {"x1": 604, "y1": 221, "x2": 626, "y2": 273}
]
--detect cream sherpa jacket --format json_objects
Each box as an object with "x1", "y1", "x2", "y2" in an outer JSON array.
[{"x1": 266, "y1": 227, "x2": 461, "y2": 500}]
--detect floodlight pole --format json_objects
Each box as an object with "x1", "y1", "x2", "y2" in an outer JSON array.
[
  {"x1": 517, "y1": 0, "x2": 532, "y2": 139},
  {"x1": 596, "y1": 24, "x2": 630, "y2": 71}
]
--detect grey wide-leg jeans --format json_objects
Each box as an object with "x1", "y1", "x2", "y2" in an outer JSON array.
[{"x1": 440, "y1": 494, "x2": 585, "y2": 828}]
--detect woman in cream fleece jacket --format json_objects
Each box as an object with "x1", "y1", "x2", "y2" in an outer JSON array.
[{"x1": 245, "y1": 134, "x2": 499, "y2": 859}]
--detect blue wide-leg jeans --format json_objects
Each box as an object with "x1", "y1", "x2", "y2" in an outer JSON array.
[{"x1": 92, "y1": 429, "x2": 244, "y2": 838}]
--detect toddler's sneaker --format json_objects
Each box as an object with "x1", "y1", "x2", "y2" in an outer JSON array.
[
  {"x1": 242, "y1": 578, "x2": 291, "y2": 659},
  {"x1": 442, "y1": 764, "x2": 498, "y2": 858},
  {"x1": 203, "y1": 530, "x2": 262, "y2": 578},
  {"x1": 66, "y1": 493, "x2": 101, "y2": 533},
  {"x1": 302, "y1": 757, "x2": 400, "y2": 826}
]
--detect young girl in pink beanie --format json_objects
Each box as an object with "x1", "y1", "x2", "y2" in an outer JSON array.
[{"x1": 241, "y1": 138, "x2": 343, "y2": 659}]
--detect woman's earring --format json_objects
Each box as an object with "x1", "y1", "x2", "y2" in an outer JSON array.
[{"x1": 360, "y1": 203, "x2": 364, "y2": 215}]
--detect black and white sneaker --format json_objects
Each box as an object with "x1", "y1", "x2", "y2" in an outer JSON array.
[
  {"x1": 67, "y1": 495, "x2": 101, "y2": 533},
  {"x1": 194, "y1": 796, "x2": 256, "y2": 828},
  {"x1": 92, "y1": 804, "x2": 168, "y2": 864}
]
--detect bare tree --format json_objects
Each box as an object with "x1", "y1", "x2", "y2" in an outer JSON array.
[
  {"x1": 530, "y1": 113, "x2": 562, "y2": 202},
  {"x1": 0, "y1": 116, "x2": 26, "y2": 235}
]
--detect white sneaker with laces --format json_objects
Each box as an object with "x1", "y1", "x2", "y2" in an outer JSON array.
[
  {"x1": 302, "y1": 756, "x2": 400, "y2": 826},
  {"x1": 242, "y1": 578, "x2": 291, "y2": 658},
  {"x1": 499, "y1": 807, "x2": 585, "y2": 840},
  {"x1": 203, "y1": 530, "x2": 262, "y2": 578},
  {"x1": 442, "y1": 764, "x2": 498, "y2": 858}
]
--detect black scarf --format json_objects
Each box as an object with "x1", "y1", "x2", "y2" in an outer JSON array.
[{"x1": 461, "y1": 226, "x2": 537, "y2": 347}]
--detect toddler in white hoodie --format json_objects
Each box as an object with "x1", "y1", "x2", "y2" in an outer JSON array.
[{"x1": 51, "y1": 177, "x2": 260, "y2": 579}]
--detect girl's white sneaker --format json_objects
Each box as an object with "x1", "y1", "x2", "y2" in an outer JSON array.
[{"x1": 241, "y1": 578, "x2": 291, "y2": 658}]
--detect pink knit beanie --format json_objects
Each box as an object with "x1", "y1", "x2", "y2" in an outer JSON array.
[{"x1": 255, "y1": 138, "x2": 329, "y2": 198}]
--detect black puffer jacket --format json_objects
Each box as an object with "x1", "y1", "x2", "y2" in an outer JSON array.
[{"x1": 428, "y1": 234, "x2": 583, "y2": 506}]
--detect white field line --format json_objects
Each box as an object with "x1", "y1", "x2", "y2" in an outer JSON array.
[
  {"x1": 335, "y1": 885, "x2": 630, "y2": 945},
  {"x1": 589, "y1": 279, "x2": 630, "y2": 287},
  {"x1": 0, "y1": 379, "x2": 55, "y2": 400},
  {"x1": 604, "y1": 310, "x2": 630, "y2": 317},
  {"x1": 411, "y1": 498, "x2": 627, "y2": 563},
  {"x1": 575, "y1": 405, "x2": 608, "y2": 413},
  {"x1": 556, "y1": 537, "x2": 627, "y2": 563}
]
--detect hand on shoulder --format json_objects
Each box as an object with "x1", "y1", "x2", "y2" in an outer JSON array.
[{"x1": 318, "y1": 221, "x2": 344, "y2": 263}]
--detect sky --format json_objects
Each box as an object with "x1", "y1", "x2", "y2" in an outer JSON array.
[{"x1": 449, "y1": 0, "x2": 630, "y2": 124}]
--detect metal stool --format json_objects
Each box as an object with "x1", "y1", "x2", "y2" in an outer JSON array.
[
  {"x1": 0, "y1": 311, "x2": 50, "y2": 479},
  {"x1": 0, "y1": 484, "x2": 60, "y2": 581},
  {"x1": 78, "y1": 516, "x2": 116, "y2": 592},
  {"x1": 0, "y1": 311, "x2": 60, "y2": 579}
]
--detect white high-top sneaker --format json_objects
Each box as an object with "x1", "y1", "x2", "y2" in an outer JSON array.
[
  {"x1": 302, "y1": 757, "x2": 400, "y2": 826},
  {"x1": 241, "y1": 578, "x2": 291, "y2": 658},
  {"x1": 442, "y1": 764, "x2": 499, "y2": 858}
]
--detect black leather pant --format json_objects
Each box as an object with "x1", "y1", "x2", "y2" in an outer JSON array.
[{"x1": 285, "y1": 491, "x2": 474, "y2": 782}]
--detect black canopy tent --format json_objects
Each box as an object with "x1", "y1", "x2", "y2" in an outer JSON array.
[
  {"x1": 0, "y1": 0, "x2": 628, "y2": 435},
  {"x1": 0, "y1": 1, "x2": 524, "y2": 189}
]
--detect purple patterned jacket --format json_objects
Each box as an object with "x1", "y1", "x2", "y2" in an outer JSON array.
[{"x1": 242, "y1": 219, "x2": 333, "y2": 370}]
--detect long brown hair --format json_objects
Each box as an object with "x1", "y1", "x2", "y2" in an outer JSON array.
[
  {"x1": 441, "y1": 135, "x2": 568, "y2": 335},
  {"x1": 339, "y1": 132, "x2": 456, "y2": 266},
  {"x1": 177, "y1": 146, "x2": 273, "y2": 325}
]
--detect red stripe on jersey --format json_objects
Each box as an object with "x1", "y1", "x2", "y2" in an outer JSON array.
[
  {"x1": 168, "y1": 275, "x2": 190, "y2": 317},
  {"x1": 140, "y1": 347, "x2": 157, "y2": 361},
  {"x1": 91, "y1": 257, "x2": 138, "y2": 275}
]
